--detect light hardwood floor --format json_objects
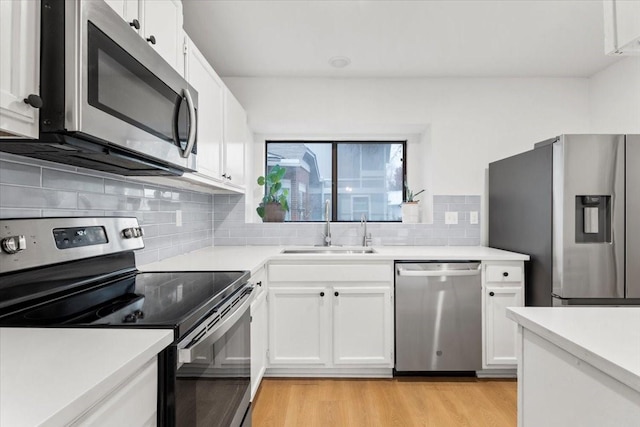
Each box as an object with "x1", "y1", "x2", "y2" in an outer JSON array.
[{"x1": 252, "y1": 377, "x2": 517, "y2": 427}]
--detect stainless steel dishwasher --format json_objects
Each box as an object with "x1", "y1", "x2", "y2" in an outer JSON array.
[{"x1": 395, "y1": 261, "x2": 482, "y2": 373}]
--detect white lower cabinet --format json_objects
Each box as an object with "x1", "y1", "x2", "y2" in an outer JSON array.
[
  {"x1": 267, "y1": 262, "x2": 394, "y2": 376},
  {"x1": 250, "y1": 267, "x2": 268, "y2": 400},
  {"x1": 71, "y1": 357, "x2": 158, "y2": 427},
  {"x1": 333, "y1": 286, "x2": 393, "y2": 365},
  {"x1": 482, "y1": 262, "x2": 525, "y2": 371},
  {"x1": 268, "y1": 286, "x2": 330, "y2": 365}
]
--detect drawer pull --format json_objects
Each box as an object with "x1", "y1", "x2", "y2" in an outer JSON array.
[
  {"x1": 334, "y1": 291, "x2": 339, "y2": 297},
  {"x1": 489, "y1": 291, "x2": 495, "y2": 296},
  {"x1": 503, "y1": 272, "x2": 509, "y2": 277},
  {"x1": 320, "y1": 292, "x2": 325, "y2": 297}
]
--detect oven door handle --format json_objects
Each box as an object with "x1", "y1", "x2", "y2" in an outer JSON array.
[
  {"x1": 178, "y1": 288, "x2": 252, "y2": 365},
  {"x1": 180, "y1": 87, "x2": 197, "y2": 159}
]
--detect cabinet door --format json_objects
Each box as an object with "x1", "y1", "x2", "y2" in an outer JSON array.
[
  {"x1": 0, "y1": 0, "x2": 39, "y2": 138},
  {"x1": 485, "y1": 285, "x2": 523, "y2": 366},
  {"x1": 223, "y1": 88, "x2": 247, "y2": 186},
  {"x1": 104, "y1": 0, "x2": 140, "y2": 32},
  {"x1": 72, "y1": 358, "x2": 157, "y2": 427},
  {"x1": 104, "y1": 0, "x2": 126, "y2": 18},
  {"x1": 333, "y1": 287, "x2": 393, "y2": 366},
  {"x1": 184, "y1": 37, "x2": 224, "y2": 180},
  {"x1": 141, "y1": 0, "x2": 184, "y2": 75},
  {"x1": 250, "y1": 290, "x2": 267, "y2": 400},
  {"x1": 268, "y1": 287, "x2": 329, "y2": 365}
]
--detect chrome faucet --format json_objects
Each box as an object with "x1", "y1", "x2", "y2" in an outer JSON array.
[
  {"x1": 323, "y1": 199, "x2": 332, "y2": 246},
  {"x1": 361, "y1": 214, "x2": 372, "y2": 247}
]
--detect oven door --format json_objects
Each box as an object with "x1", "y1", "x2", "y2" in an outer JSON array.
[
  {"x1": 174, "y1": 289, "x2": 252, "y2": 427},
  {"x1": 48, "y1": 0, "x2": 197, "y2": 171}
]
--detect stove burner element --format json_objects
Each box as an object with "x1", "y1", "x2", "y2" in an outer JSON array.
[{"x1": 94, "y1": 294, "x2": 144, "y2": 318}]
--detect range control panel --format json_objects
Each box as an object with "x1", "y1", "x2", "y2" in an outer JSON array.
[
  {"x1": 0, "y1": 217, "x2": 144, "y2": 274},
  {"x1": 53, "y1": 226, "x2": 109, "y2": 249}
]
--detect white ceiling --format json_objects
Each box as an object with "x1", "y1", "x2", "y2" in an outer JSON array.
[{"x1": 182, "y1": 0, "x2": 620, "y2": 78}]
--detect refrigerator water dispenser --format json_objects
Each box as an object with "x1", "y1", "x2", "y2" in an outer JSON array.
[{"x1": 575, "y1": 195, "x2": 611, "y2": 243}]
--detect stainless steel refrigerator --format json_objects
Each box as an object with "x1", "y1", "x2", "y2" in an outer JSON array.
[{"x1": 489, "y1": 134, "x2": 640, "y2": 306}]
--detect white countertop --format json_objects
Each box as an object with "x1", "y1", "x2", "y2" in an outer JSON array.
[
  {"x1": 0, "y1": 328, "x2": 173, "y2": 427},
  {"x1": 507, "y1": 307, "x2": 640, "y2": 393},
  {"x1": 140, "y1": 245, "x2": 529, "y2": 274}
]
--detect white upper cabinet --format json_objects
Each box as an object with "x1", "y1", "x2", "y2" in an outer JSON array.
[
  {"x1": 181, "y1": 35, "x2": 249, "y2": 192},
  {"x1": 0, "y1": 0, "x2": 40, "y2": 138},
  {"x1": 223, "y1": 87, "x2": 248, "y2": 187},
  {"x1": 184, "y1": 35, "x2": 225, "y2": 180},
  {"x1": 141, "y1": 0, "x2": 184, "y2": 75},
  {"x1": 604, "y1": 0, "x2": 640, "y2": 55},
  {"x1": 106, "y1": 0, "x2": 184, "y2": 75}
]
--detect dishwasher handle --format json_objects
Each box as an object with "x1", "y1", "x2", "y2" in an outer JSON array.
[{"x1": 396, "y1": 265, "x2": 481, "y2": 277}]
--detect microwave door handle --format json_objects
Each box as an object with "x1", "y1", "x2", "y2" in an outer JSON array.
[{"x1": 181, "y1": 87, "x2": 197, "y2": 158}]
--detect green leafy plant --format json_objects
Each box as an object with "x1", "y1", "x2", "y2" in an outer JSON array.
[
  {"x1": 404, "y1": 181, "x2": 425, "y2": 203},
  {"x1": 256, "y1": 165, "x2": 290, "y2": 218}
]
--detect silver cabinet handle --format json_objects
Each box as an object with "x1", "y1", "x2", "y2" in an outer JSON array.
[{"x1": 181, "y1": 87, "x2": 197, "y2": 159}]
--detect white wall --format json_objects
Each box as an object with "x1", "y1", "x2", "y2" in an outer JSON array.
[
  {"x1": 226, "y1": 77, "x2": 590, "y2": 195},
  {"x1": 589, "y1": 57, "x2": 640, "y2": 133},
  {"x1": 226, "y1": 77, "x2": 590, "y2": 241}
]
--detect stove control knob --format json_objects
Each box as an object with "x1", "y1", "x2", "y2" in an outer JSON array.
[
  {"x1": 122, "y1": 227, "x2": 144, "y2": 239},
  {"x1": 1, "y1": 235, "x2": 26, "y2": 254},
  {"x1": 133, "y1": 310, "x2": 145, "y2": 319}
]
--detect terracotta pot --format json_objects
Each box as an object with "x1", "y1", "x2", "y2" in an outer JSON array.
[{"x1": 263, "y1": 202, "x2": 286, "y2": 222}]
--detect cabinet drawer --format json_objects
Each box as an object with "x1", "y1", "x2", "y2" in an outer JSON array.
[
  {"x1": 486, "y1": 265, "x2": 522, "y2": 283},
  {"x1": 269, "y1": 263, "x2": 392, "y2": 283}
]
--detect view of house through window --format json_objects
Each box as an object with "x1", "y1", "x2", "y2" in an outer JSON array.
[{"x1": 265, "y1": 141, "x2": 405, "y2": 222}]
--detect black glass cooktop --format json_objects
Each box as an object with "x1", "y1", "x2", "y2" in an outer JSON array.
[{"x1": 0, "y1": 270, "x2": 249, "y2": 338}]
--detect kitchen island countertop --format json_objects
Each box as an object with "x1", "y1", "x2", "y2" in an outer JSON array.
[
  {"x1": 507, "y1": 307, "x2": 640, "y2": 393},
  {"x1": 0, "y1": 328, "x2": 173, "y2": 427}
]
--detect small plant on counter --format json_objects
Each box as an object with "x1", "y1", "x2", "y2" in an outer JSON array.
[
  {"x1": 256, "y1": 165, "x2": 290, "y2": 222},
  {"x1": 404, "y1": 181, "x2": 425, "y2": 203}
]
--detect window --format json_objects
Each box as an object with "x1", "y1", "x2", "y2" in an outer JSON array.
[{"x1": 265, "y1": 141, "x2": 405, "y2": 222}]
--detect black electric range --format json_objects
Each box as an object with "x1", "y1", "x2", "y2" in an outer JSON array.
[{"x1": 0, "y1": 217, "x2": 253, "y2": 427}]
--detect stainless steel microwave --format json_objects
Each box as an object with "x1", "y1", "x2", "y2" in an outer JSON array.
[{"x1": 0, "y1": 0, "x2": 197, "y2": 176}]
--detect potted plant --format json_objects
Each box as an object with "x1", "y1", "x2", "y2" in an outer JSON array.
[
  {"x1": 402, "y1": 182, "x2": 425, "y2": 223},
  {"x1": 256, "y1": 165, "x2": 290, "y2": 222}
]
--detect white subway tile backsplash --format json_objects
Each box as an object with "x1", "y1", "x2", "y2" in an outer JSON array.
[
  {"x1": 0, "y1": 161, "x2": 41, "y2": 186},
  {"x1": 78, "y1": 193, "x2": 125, "y2": 210},
  {"x1": 0, "y1": 208, "x2": 41, "y2": 218},
  {"x1": 104, "y1": 179, "x2": 145, "y2": 197},
  {"x1": 0, "y1": 185, "x2": 77, "y2": 209},
  {"x1": 212, "y1": 194, "x2": 481, "y2": 246},
  {"x1": 43, "y1": 169, "x2": 104, "y2": 193},
  {"x1": 0, "y1": 156, "x2": 214, "y2": 265}
]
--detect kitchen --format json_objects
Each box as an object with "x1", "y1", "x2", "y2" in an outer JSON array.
[{"x1": 0, "y1": 0, "x2": 639, "y2": 426}]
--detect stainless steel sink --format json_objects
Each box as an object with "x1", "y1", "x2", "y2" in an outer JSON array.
[{"x1": 281, "y1": 247, "x2": 376, "y2": 254}]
